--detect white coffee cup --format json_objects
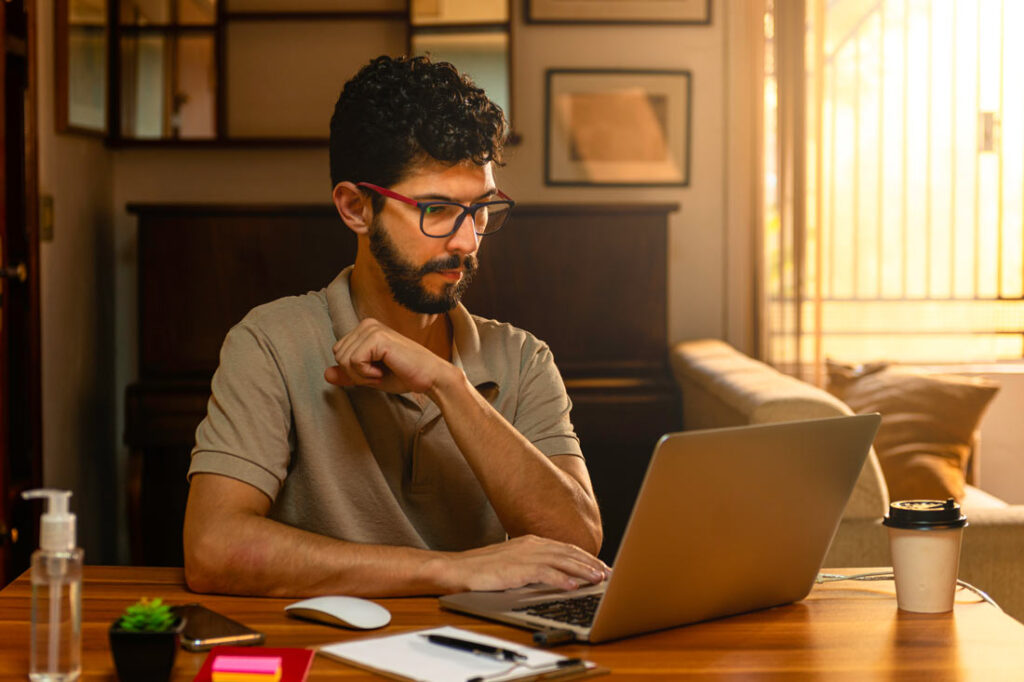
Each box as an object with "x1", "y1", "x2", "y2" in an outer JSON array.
[{"x1": 883, "y1": 499, "x2": 967, "y2": 613}]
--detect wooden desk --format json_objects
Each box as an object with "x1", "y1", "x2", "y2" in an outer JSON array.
[{"x1": 1, "y1": 566, "x2": 1022, "y2": 680}]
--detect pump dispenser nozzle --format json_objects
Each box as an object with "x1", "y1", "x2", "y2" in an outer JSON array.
[{"x1": 22, "y1": 489, "x2": 77, "y2": 552}]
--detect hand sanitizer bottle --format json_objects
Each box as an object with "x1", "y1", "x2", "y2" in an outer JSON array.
[{"x1": 22, "y1": 489, "x2": 83, "y2": 681}]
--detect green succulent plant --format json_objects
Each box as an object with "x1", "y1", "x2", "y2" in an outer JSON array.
[{"x1": 116, "y1": 597, "x2": 177, "y2": 632}]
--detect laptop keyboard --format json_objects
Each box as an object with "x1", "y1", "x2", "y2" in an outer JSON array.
[{"x1": 511, "y1": 594, "x2": 601, "y2": 628}]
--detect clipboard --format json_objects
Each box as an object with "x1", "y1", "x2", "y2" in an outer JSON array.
[{"x1": 317, "y1": 626, "x2": 606, "y2": 682}]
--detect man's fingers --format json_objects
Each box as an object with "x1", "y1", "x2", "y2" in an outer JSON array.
[
  {"x1": 535, "y1": 566, "x2": 582, "y2": 592},
  {"x1": 327, "y1": 320, "x2": 390, "y2": 388},
  {"x1": 324, "y1": 366, "x2": 353, "y2": 386},
  {"x1": 452, "y1": 535, "x2": 612, "y2": 593},
  {"x1": 324, "y1": 363, "x2": 384, "y2": 387},
  {"x1": 541, "y1": 553, "x2": 607, "y2": 584},
  {"x1": 494, "y1": 560, "x2": 590, "y2": 592},
  {"x1": 508, "y1": 535, "x2": 609, "y2": 578},
  {"x1": 328, "y1": 320, "x2": 414, "y2": 392}
]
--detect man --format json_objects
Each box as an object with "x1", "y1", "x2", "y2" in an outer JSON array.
[{"x1": 183, "y1": 55, "x2": 606, "y2": 598}]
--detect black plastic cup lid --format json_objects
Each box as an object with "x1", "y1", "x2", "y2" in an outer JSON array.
[{"x1": 883, "y1": 498, "x2": 967, "y2": 530}]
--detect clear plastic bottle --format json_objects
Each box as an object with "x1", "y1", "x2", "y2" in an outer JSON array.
[{"x1": 23, "y1": 489, "x2": 83, "y2": 682}]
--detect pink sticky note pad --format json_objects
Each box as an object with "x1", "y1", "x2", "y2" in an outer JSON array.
[{"x1": 212, "y1": 655, "x2": 282, "y2": 675}]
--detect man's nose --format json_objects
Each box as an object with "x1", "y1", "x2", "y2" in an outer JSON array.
[{"x1": 446, "y1": 214, "x2": 481, "y2": 253}]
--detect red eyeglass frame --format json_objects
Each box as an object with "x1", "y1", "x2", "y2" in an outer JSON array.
[{"x1": 356, "y1": 182, "x2": 515, "y2": 238}]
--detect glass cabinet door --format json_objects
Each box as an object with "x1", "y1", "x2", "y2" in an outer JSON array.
[{"x1": 409, "y1": 0, "x2": 513, "y2": 130}]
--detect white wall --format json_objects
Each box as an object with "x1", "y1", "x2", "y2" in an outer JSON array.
[
  {"x1": 953, "y1": 368, "x2": 1024, "y2": 505},
  {"x1": 36, "y1": 0, "x2": 117, "y2": 561},
  {"x1": 505, "y1": 8, "x2": 728, "y2": 345},
  {"x1": 977, "y1": 372, "x2": 1024, "y2": 504}
]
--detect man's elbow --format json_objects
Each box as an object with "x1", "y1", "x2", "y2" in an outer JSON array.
[
  {"x1": 583, "y1": 513, "x2": 603, "y2": 557},
  {"x1": 560, "y1": 501, "x2": 602, "y2": 556},
  {"x1": 558, "y1": 495, "x2": 602, "y2": 555},
  {"x1": 183, "y1": 518, "x2": 255, "y2": 594},
  {"x1": 183, "y1": 526, "x2": 225, "y2": 594}
]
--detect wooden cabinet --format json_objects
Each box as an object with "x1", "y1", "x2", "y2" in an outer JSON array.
[{"x1": 126, "y1": 203, "x2": 680, "y2": 566}]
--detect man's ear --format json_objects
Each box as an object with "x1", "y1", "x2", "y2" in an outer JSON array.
[{"x1": 332, "y1": 182, "x2": 373, "y2": 235}]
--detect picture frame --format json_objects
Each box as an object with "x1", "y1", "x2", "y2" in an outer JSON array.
[
  {"x1": 545, "y1": 69, "x2": 691, "y2": 187},
  {"x1": 227, "y1": 0, "x2": 406, "y2": 12},
  {"x1": 526, "y1": 0, "x2": 710, "y2": 25}
]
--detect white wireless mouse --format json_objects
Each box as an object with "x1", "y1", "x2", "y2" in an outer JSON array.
[{"x1": 284, "y1": 595, "x2": 392, "y2": 630}]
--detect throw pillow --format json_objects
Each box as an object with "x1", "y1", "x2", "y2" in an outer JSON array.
[{"x1": 826, "y1": 360, "x2": 999, "y2": 502}]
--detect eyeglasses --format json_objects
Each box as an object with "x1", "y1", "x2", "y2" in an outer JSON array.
[{"x1": 357, "y1": 182, "x2": 515, "y2": 238}]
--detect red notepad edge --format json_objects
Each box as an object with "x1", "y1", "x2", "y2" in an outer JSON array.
[{"x1": 193, "y1": 646, "x2": 315, "y2": 682}]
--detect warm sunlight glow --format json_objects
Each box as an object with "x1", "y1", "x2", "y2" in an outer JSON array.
[
  {"x1": 767, "y1": 0, "x2": 1024, "y2": 368},
  {"x1": 1001, "y1": 0, "x2": 1024, "y2": 298}
]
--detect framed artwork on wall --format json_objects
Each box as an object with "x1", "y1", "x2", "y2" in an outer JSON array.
[
  {"x1": 526, "y1": 0, "x2": 710, "y2": 25},
  {"x1": 227, "y1": 0, "x2": 406, "y2": 11},
  {"x1": 545, "y1": 69, "x2": 691, "y2": 187}
]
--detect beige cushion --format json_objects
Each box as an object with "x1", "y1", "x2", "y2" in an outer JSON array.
[
  {"x1": 962, "y1": 483, "x2": 1009, "y2": 511},
  {"x1": 672, "y1": 339, "x2": 853, "y2": 422},
  {"x1": 827, "y1": 361, "x2": 998, "y2": 503},
  {"x1": 671, "y1": 339, "x2": 888, "y2": 520}
]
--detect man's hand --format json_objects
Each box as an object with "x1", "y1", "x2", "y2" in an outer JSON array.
[
  {"x1": 324, "y1": 318, "x2": 452, "y2": 394},
  {"x1": 432, "y1": 535, "x2": 612, "y2": 593}
]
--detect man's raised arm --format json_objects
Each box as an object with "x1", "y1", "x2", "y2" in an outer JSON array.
[{"x1": 326, "y1": 319, "x2": 604, "y2": 555}]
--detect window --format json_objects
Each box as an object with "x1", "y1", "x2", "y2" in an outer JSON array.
[{"x1": 766, "y1": 0, "x2": 1024, "y2": 378}]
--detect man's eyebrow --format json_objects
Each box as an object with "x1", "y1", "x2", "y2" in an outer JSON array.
[{"x1": 413, "y1": 187, "x2": 499, "y2": 202}]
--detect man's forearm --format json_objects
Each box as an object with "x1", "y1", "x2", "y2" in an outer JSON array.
[
  {"x1": 427, "y1": 368, "x2": 603, "y2": 554},
  {"x1": 184, "y1": 511, "x2": 447, "y2": 598},
  {"x1": 183, "y1": 472, "x2": 610, "y2": 597}
]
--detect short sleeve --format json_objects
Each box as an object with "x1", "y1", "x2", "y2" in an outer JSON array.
[
  {"x1": 188, "y1": 322, "x2": 294, "y2": 501},
  {"x1": 513, "y1": 343, "x2": 583, "y2": 459}
]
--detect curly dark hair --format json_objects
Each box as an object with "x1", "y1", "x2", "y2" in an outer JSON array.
[{"x1": 329, "y1": 55, "x2": 507, "y2": 210}]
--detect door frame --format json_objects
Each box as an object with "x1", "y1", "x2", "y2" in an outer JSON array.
[{"x1": 1, "y1": 0, "x2": 43, "y2": 586}]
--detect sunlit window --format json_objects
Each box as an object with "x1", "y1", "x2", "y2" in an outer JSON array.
[{"x1": 766, "y1": 0, "x2": 1024, "y2": 374}]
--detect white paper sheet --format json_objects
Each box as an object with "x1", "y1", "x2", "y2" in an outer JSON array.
[{"x1": 318, "y1": 625, "x2": 585, "y2": 682}]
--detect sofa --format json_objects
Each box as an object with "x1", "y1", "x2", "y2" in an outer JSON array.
[{"x1": 670, "y1": 338, "x2": 1024, "y2": 623}]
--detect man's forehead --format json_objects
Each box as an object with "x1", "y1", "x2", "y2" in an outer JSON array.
[{"x1": 396, "y1": 159, "x2": 495, "y2": 190}]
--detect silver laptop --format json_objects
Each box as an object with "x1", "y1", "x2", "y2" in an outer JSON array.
[{"x1": 440, "y1": 414, "x2": 881, "y2": 643}]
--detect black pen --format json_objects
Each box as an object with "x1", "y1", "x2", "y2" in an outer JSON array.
[{"x1": 423, "y1": 633, "x2": 528, "y2": 662}]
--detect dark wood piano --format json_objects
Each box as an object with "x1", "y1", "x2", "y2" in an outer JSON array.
[{"x1": 125, "y1": 203, "x2": 680, "y2": 566}]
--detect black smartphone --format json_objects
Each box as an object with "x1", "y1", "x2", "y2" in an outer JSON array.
[{"x1": 172, "y1": 603, "x2": 265, "y2": 652}]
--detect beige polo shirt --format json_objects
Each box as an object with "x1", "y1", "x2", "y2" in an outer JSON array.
[{"x1": 188, "y1": 266, "x2": 582, "y2": 551}]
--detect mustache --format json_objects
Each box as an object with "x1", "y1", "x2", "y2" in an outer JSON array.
[{"x1": 417, "y1": 253, "x2": 478, "y2": 277}]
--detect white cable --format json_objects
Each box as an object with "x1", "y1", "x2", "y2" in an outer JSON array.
[{"x1": 815, "y1": 571, "x2": 1001, "y2": 609}]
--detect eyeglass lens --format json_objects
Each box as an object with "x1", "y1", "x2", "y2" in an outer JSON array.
[{"x1": 421, "y1": 202, "x2": 512, "y2": 237}]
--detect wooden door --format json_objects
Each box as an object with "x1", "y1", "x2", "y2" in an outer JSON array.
[{"x1": 0, "y1": 0, "x2": 42, "y2": 587}]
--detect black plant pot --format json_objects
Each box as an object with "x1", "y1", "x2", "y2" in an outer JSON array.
[{"x1": 108, "y1": 617, "x2": 185, "y2": 682}]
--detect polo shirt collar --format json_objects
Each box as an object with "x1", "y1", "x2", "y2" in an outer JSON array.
[
  {"x1": 326, "y1": 266, "x2": 499, "y2": 393},
  {"x1": 448, "y1": 298, "x2": 498, "y2": 391},
  {"x1": 326, "y1": 266, "x2": 361, "y2": 340}
]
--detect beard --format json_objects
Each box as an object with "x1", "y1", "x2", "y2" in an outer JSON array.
[{"x1": 368, "y1": 220, "x2": 478, "y2": 314}]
